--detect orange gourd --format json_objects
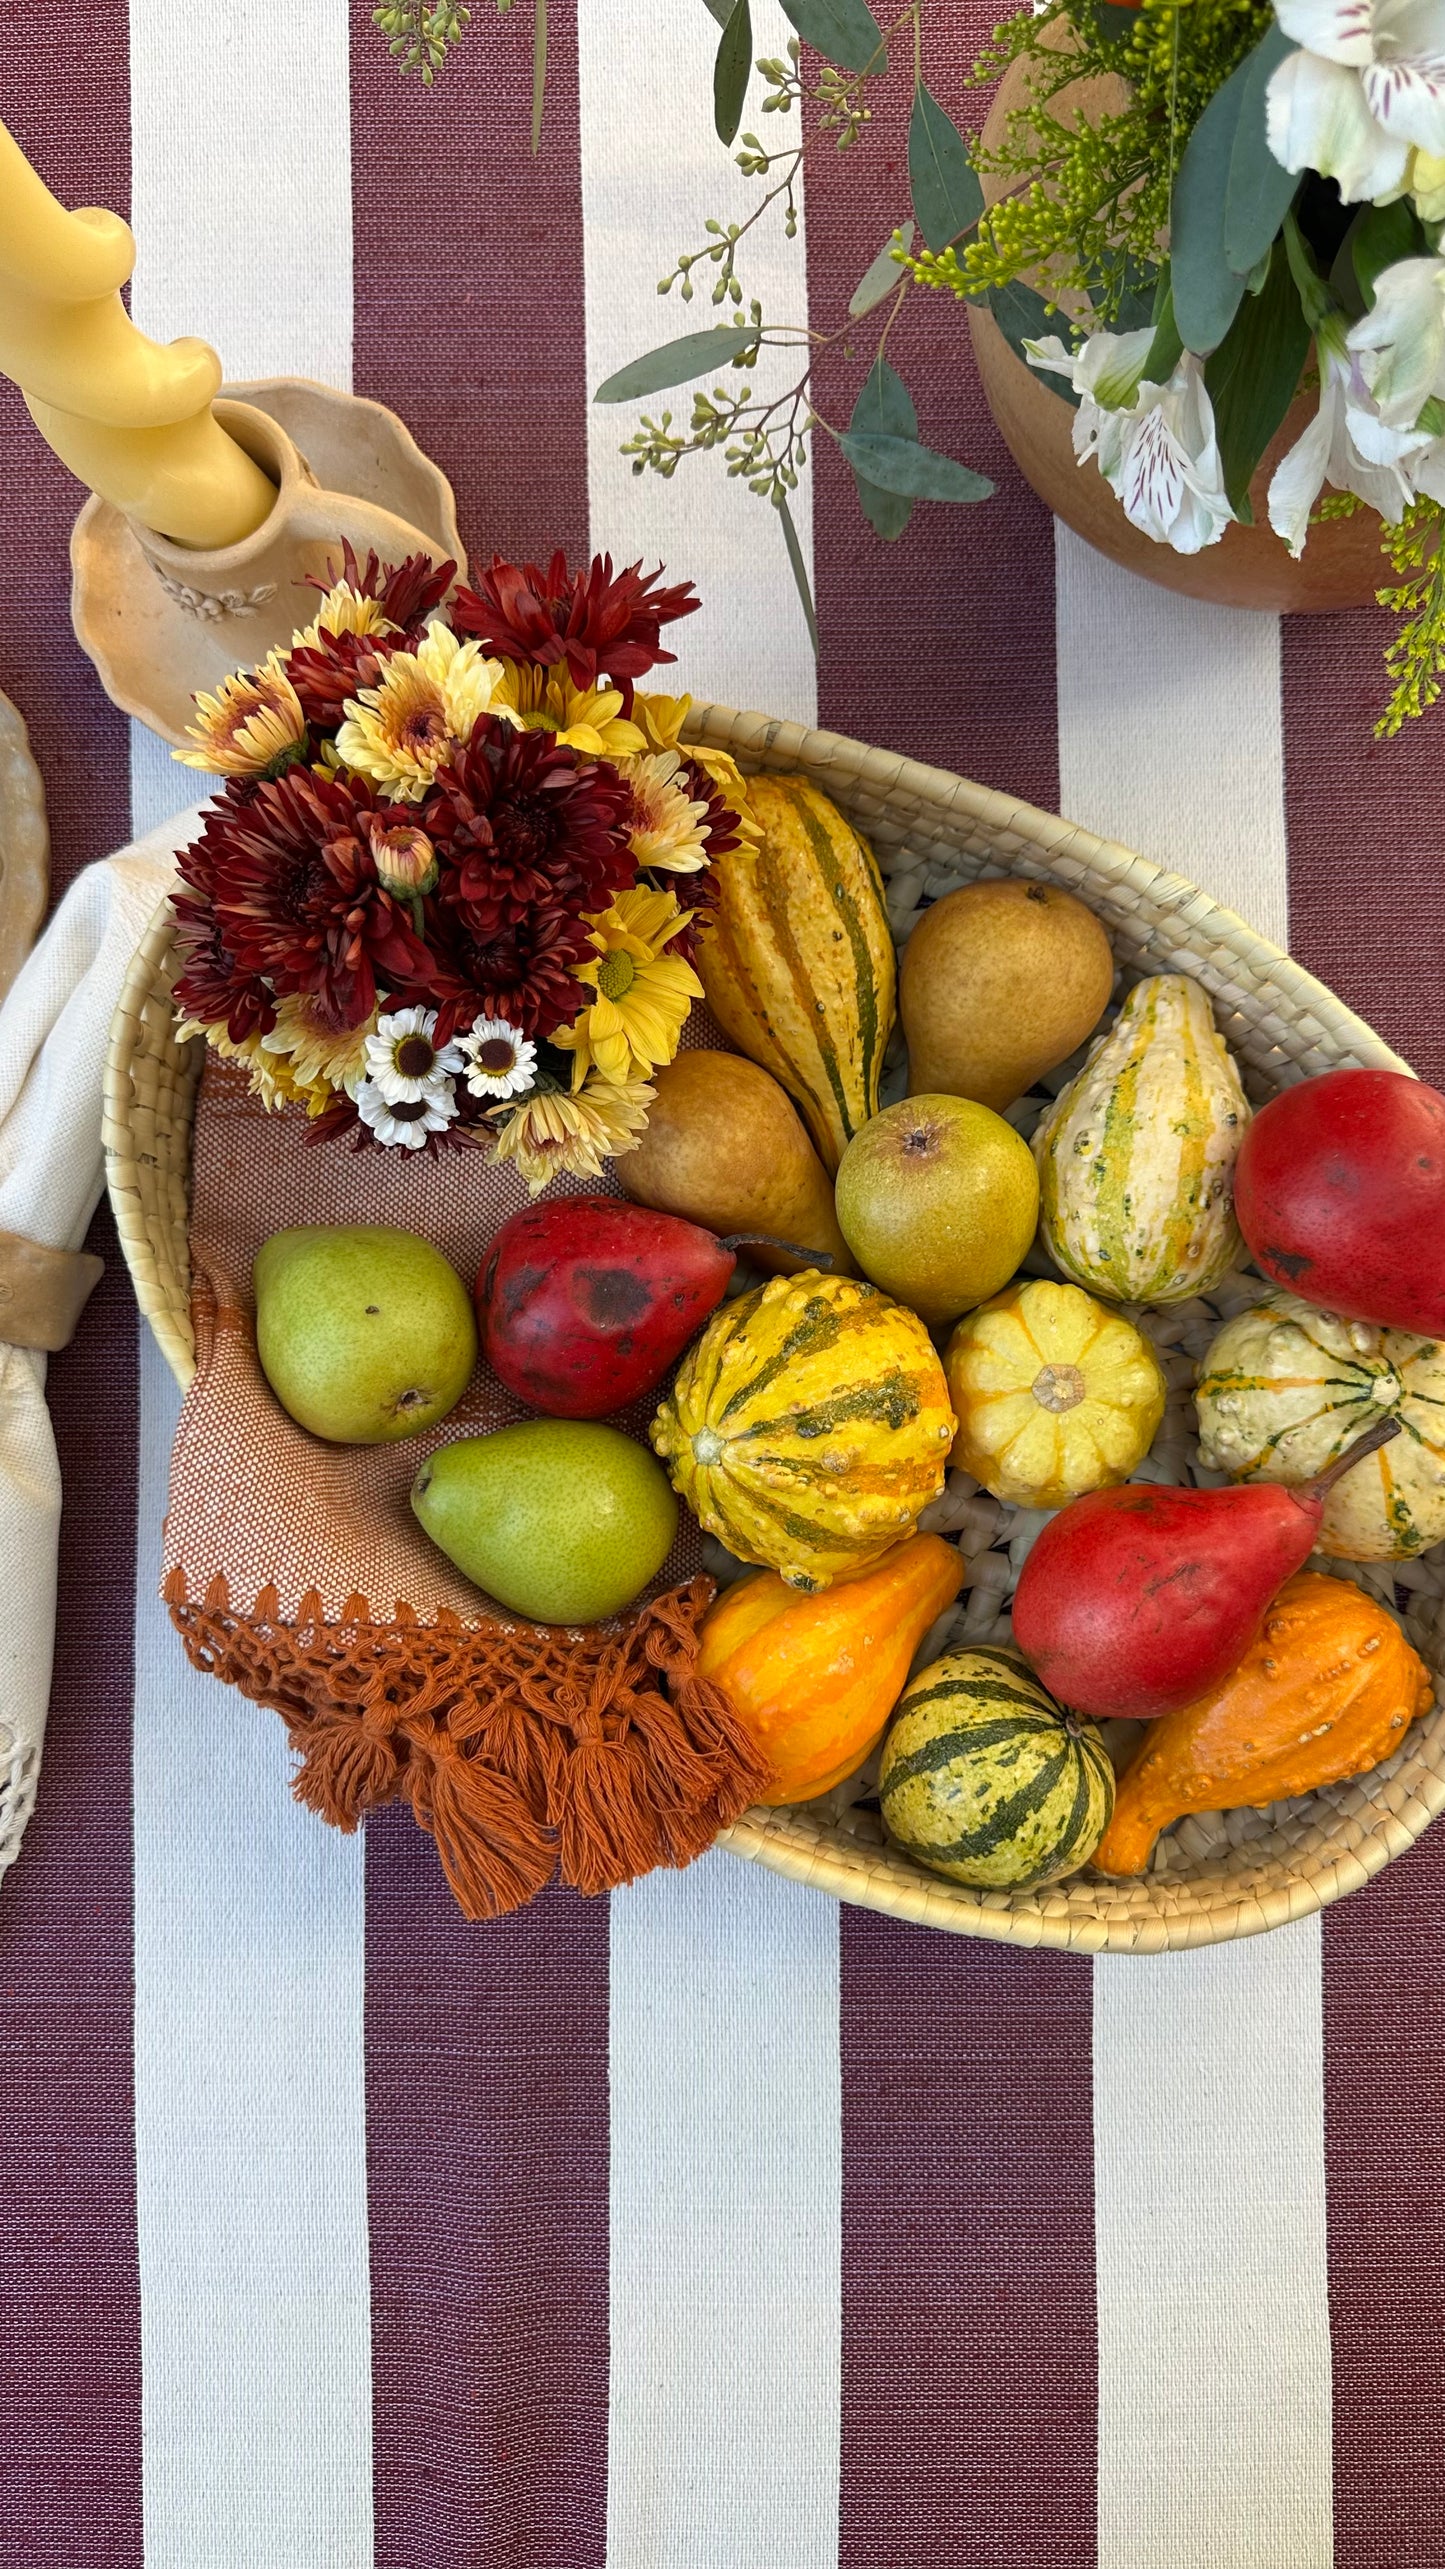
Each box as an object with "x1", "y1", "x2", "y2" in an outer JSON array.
[
  {"x1": 1094, "y1": 1571, "x2": 1436, "y2": 1877},
  {"x1": 696, "y1": 1533, "x2": 965, "y2": 1806}
]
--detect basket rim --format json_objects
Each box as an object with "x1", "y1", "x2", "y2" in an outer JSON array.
[{"x1": 103, "y1": 704, "x2": 1437, "y2": 1954}]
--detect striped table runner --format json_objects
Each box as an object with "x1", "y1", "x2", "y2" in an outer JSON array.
[{"x1": 2, "y1": 7, "x2": 1444, "y2": 2564}]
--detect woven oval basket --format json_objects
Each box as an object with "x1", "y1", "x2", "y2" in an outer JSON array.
[{"x1": 104, "y1": 703, "x2": 1445, "y2": 1954}]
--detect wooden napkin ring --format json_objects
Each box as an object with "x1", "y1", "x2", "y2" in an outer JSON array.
[{"x1": 0, "y1": 1230, "x2": 105, "y2": 1351}]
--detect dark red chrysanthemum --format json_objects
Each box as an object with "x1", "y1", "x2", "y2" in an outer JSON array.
[
  {"x1": 452, "y1": 549, "x2": 698, "y2": 706},
  {"x1": 171, "y1": 894, "x2": 277, "y2": 1044},
  {"x1": 305, "y1": 541, "x2": 457, "y2": 630},
  {"x1": 288, "y1": 548, "x2": 460, "y2": 727},
  {"x1": 177, "y1": 771, "x2": 434, "y2": 1029},
  {"x1": 423, "y1": 721, "x2": 635, "y2": 934},
  {"x1": 285, "y1": 626, "x2": 401, "y2": 728},
  {"x1": 412, "y1": 900, "x2": 604, "y2": 1044}
]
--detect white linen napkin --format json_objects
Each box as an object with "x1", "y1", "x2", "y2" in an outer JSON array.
[{"x1": 0, "y1": 811, "x2": 202, "y2": 1888}]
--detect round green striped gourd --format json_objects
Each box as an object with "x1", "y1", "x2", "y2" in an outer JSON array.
[
  {"x1": 1196, "y1": 1289, "x2": 1445, "y2": 1561},
  {"x1": 1033, "y1": 973, "x2": 1250, "y2": 1306},
  {"x1": 650, "y1": 1270, "x2": 955, "y2": 1591},
  {"x1": 696, "y1": 772, "x2": 896, "y2": 1174},
  {"x1": 879, "y1": 1647, "x2": 1114, "y2": 1890}
]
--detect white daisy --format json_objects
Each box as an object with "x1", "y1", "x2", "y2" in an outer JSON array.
[
  {"x1": 354, "y1": 1077, "x2": 459, "y2": 1149},
  {"x1": 456, "y1": 1014, "x2": 539, "y2": 1101},
  {"x1": 363, "y1": 1005, "x2": 465, "y2": 1105}
]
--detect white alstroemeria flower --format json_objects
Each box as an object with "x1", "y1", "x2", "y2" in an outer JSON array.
[
  {"x1": 1027, "y1": 330, "x2": 1234, "y2": 554},
  {"x1": 1266, "y1": 0, "x2": 1445, "y2": 203},
  {"x1": 1267, "y1": 46, "x2": 1413, "y2": 195},
  {"x1": 1348, "y1": 253, "x2": 1445, "y2": 422},
  {"x1": 362, "y1": 1004, "x2": 466, "y2": 1105},
  {"x1": 355, "y1": 1075, "x2": 459, "y2": 1149},
  {"x1": 1267, "y1": 322, "x2": 1436, "y2": 552}
]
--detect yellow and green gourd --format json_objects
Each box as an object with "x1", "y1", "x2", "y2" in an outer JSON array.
[
  {"x1": 1033, "y1": 973, "x2": 1250, "y2": 1306},
  {"x1": 650, "y1": 1270, "x2": 955, "y2": 1591},
  {"x1": 1195, "y1": 1289, "x2": 1445, "y2": 1560},
  {"x1": 695, "y1": 773, "x2": 897, "y2": 1173},
  {"x1": 880, "y1": 1647, "x2": 1114, "y2": 1889}
]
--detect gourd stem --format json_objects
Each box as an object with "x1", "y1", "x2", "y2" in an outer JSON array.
[
  {"x1": 1302, "y1": 1410, "x2": 1403, "y2": 1500},
  {"x1": 719, "y1": 1233, "x2": 835, "y2": 1271}
]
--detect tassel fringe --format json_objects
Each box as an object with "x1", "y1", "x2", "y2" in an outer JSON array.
[{"x1": 163, "y1": 1567, "x2": 771, "y2": 1920}]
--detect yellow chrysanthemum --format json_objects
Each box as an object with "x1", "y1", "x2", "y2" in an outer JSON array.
[
  {"x1": 335, "y1": 622, "x2": 514, "y2": 799},
  {"x1": 631, "y1": 693, "x2": 760, "y2": 845},
  {"x1": 618, "y1": 748, "x2": 712, "y2": 872},
  {"x1": 633, "y1": 691, "x2": 690, "y2": 752},
  {"x1": 488, "y1": 1074, "x2": 655, "y2": 1195},
  {"x1": 291, "y1": 579, "x2": 397, "y2": 651},
  {"x1": 553, "y1": 885, "x2": 702, "y2": 1087},
  {"x1": 174, "y1": 1016, "x2": 332, "y2": 1117},
  {"x1": 260, "y1": 994, "x2": 377, "y2": 1099},
  {"x1": 492, "y1": 660, "x2": 648, "y2": 757},
  {"x1": 175, "y1": 653, "x2": 307, "y2": 778}
]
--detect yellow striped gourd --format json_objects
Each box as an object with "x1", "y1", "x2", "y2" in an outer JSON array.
[
  {"x1": 880, "y1": 1648, "x2": 1114, "y2": 1889},
  {"x1": 695, "y1": 773, "x2": 896, "y2": 1173},
  {"x1": 1196, "y1": 1289, "x2": 1445, "y2": 1560},
  {"x1": 1033, "y1": 974, "x2": 1250, "y2": 1306},
  {"x1": 650, "y1": 1271, "x2": 954, "y2": 1590}
]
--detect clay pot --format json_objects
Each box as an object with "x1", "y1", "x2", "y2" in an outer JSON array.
[{"x1": 972, "y1": 34, "x2": 1384, "y2": 612}]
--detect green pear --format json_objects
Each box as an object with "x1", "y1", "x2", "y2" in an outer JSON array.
[
  {"x1": 254, "y1": 1224, "x2": 476, "y2": 1444},
  {"x1": 412, "y1": 1420, "x2": 678, "y2": 1624}
]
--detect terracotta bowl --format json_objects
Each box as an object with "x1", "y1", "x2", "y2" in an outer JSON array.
[{"x1": 972, "y1": 40, "x2": 1384, "y2": 613}]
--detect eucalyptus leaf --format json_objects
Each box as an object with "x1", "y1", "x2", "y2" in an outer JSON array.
[
  {"x1": 779, "y1": 0, "x2": 884, "y2": 74},
  {"x1": 908, "y1": 82, "x2": 984, "y2": 253},
  {"x1": 1169, "y1": 52, "x2": 1252, "y2": 354},
  {"x1": 1205, "y1": 241, "x2": 1310, "y2": 519},
  {"x1": 988, "y1": 280, "x2": 1079, "y2": 408},
  {"x1": 849, "y1": 219, "x2": 914, "y2": 318},
  {"x1": 1222, "y1": 22, "x2": 1298, "y2": 278},
  {"x1": 714, "y1": 0, "x2": 752, "y2": 145},
  {"x1": 835, "y1": 430, "x2": 993, "y2": 502},
  {"x1": 698, "y1": 0, "x2": 732, "y2": 22},
  {"x1": 776, "y1": 493, "x2": 820, "y2": 656},
  {"x1": 594, "y1": 326, "x2": 760, "y2": 403},
  {"x1": 848, "y1": 359, "x2": 918, "y2": 537}
]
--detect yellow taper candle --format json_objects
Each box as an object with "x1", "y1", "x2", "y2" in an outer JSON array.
[{"x1": 0, "y1": 119, "x2": 276, "y2": 548}]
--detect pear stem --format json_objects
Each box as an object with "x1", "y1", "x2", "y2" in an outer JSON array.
[
  {"x1": 1301, "y1": 1410, "x2": 1403, "y2": 1502},
  {"x1": 720, "y1": 1234, "x2": 835, "y2": 1271}
]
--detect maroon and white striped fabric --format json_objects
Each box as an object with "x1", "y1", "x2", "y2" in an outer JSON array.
[{"x1": 3, "y1": 8, "x2": 1444, "y2": 2564}]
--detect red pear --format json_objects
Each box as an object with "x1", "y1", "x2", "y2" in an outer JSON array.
[
  {"x1": 1234, "y1": 1066, "x2": 1445, "y2": 1336},
  {"x1": 1011, "y1": 1414, "x2": 1402, "y2": 1721},
  {"x1": 477, "y1": 1197, "x2": 822, "y2": 1419}
]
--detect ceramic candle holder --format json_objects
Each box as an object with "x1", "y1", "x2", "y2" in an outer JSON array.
[{"x1": 70, "y1": 378, "x2": 468, "y2": 745}]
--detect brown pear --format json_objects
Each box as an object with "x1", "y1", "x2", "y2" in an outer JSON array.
[
  {"x1": 618, "y1": 1051, "x2": 855, "y2": 1276},
  {"x1": 902, "y1": 877, "x2": 1114, "y2": 1111}
]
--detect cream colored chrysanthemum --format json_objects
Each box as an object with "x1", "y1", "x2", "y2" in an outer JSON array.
[
  {"x1": 552, "y1": 885, "x2": 701, "y2": 1087},
  {"x1": 488, "y1": 1074, "x2": 655, "y2": 1195},
  {"x1": 335, "y1": 622, "x2": 513, "y2": 799},
  {"x1": 174, "y1": 1015, "x2": 332, "y2": 1116},
  {"x1": 260, "y1": 994, "x2": 377, "y2": 1099},
  {"x1": 175, "y1": 653, "x2": 307, "y2": 778},
  {"x1": 492, "y1": 660, "x2": 647, "y2": 757},
  {"x1": 619, "y1": 748, "x2": 712, "y2": 872},
  {"x1": 292, "y1": 579, "x2": 397, "y2": 651}
]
